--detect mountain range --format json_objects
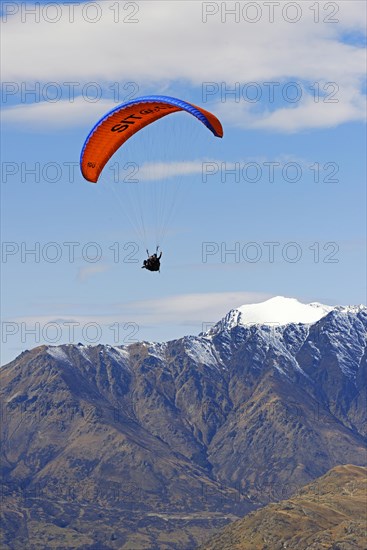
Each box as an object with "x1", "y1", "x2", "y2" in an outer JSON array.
[{"x1": 1, "y1": 296, "x2": 366, "y2": 549}]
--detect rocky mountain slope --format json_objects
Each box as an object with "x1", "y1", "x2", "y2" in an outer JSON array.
[{"x1": 1, "y1": 297, "x2": 366, "y2": 549}]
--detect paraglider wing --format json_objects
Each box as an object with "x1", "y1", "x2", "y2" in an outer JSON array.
[{"x1": 80, "y1": 95, "x2": 223, "y2": 183}]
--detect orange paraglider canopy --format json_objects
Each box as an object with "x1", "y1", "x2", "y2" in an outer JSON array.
[{"x1": 80, "y1": 95, "x2": 223, "y2": 183}]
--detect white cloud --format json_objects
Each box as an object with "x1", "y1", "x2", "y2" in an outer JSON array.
[
  {"x1": 1, "y1": 1, "x2": 366, "y2": 132},
  {"x1": 77, "y1": 264, "x2": 110, "y2": 282},
  {"x1": 136, "y1": 154, "x2": 316, "y2": 180},
  {"x1": 10, "y1": 291, "x2": 271, "y2": 327},
  {"x1": 1, "y1": 96, "x2": 116, "y2": 128},
  {"x1": 137, "y1": 160, "x2": 211, "y2": 181},
  {"x1": 217, "y1": 82, "x2": 367, "y2": 132},
  {"x1": 2, "y1": 2, "x2": 365, "y2": 83}
]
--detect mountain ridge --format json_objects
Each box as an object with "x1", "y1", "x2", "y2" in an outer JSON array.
[
  {"x1": 199, "y1": 464, "x2": 367, "y2": 550},
  {"x1": 1, "y1": 297, "x2": 366, "y2": 548}
]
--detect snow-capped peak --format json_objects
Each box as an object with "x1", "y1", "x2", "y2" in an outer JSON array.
[
  {"x1": 213, "y1": 297, "x2": 367, "y2": 333},
  {"x1": 235, "y1": 296, "x2": 334, "y2": 326},
  {"x1": 205, "y1": 297, "x2": 345, "y2": 335}
]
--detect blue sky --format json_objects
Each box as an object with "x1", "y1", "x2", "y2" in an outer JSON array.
[{"x1": 1, "y1": 1, "x2": 366, "y2": 364}]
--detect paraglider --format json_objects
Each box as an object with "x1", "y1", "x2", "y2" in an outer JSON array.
[
  {"x1": 80, "y1": 95, "x2": 223, "y2": 271},
  {"x1": 142, "y1": 247, "x2": 162, "y2": 272},
  {"x1": 80, "y1": 95, "x2": 223, "y2": 183}
]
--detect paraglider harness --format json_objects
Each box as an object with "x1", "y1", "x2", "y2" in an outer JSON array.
[{"x1": 142, "y1": 246, "x2": 162, "y2": 273}]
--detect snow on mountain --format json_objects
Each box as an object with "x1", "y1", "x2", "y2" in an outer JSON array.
[
  {"x1": 207, "y1": 297, "x2": 333, "y2": 334},
  {"x1": 47, "y1": 346, "x2": 72, "y2": 363},
  {"x1": 235, "y1": 296, "x2": 334, "y2": 326},
  {"x1": 201, "y1": 296, "x2": 366, "y2": 343},
  {"x1": 184, "y1": 336, "x2": 224, "y2": 370},
  {"x1": 43, "y1": 298, "x2": 366, "y2": 384}
]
